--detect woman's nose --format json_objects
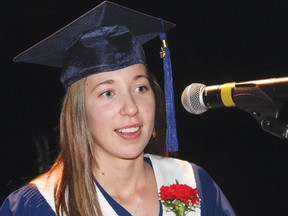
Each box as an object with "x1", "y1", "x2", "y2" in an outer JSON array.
[{"x1": 120, "y1": 93, "x2": 139, "y2": 117}]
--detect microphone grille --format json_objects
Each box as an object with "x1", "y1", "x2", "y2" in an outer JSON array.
[{"x1": 181, "y1": 83, "x2": 207, "y2": 115}]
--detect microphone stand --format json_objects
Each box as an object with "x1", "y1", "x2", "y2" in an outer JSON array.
[
  {"x1": 260, "y1": 116, "x2": 288, "y2": 139},
  {"x1": 233, "y1": 84, "x2": 288, "y2": 140}
]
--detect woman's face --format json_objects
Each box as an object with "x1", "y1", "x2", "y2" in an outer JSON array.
[{"x1": 84, "y1": 64, "x2": 155, "y2": 160}]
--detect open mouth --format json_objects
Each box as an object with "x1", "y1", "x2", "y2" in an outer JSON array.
[{"x1": 116, "y1": 126, "x2": 140, "y2": 134}]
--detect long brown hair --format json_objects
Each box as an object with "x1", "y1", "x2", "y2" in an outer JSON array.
[{"x1": 50, "y1": 67, "x2": 167, "y2": 215}]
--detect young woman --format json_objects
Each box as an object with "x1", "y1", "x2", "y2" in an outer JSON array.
[{"x1": 0, "y1": 2, "x2": 236, "y2": 216}]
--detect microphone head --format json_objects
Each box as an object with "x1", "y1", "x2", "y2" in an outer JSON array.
[{"x1": 181, "y1": 83, "x2": 208, "y2": 115}]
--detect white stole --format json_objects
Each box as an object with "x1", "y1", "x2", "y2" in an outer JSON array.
[{"x1": 32, "y1": 154, "x2": 201, "y2": 216}]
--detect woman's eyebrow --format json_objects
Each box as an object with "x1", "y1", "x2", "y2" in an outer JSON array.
[
  {"x1": 134, "y1": 74, "x2": 148, "y2": 81},
  {"x1": 90, "y1": 79, "x2": 115, "y2": 93}
]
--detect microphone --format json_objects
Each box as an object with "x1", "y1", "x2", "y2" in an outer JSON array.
[{"x1": 181, "y1": 77, "x2": 288, "y2": 115}]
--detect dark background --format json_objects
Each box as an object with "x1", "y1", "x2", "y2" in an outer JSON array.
[{"x1": 1, "y1": 0, "x2": 288, "y2": 215}]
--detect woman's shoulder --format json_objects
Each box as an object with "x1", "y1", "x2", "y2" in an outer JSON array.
[
  {"x1": 147, "y1": 154, "x2": 236, "y2": 215},
  {"x1": 189, "y1": 163, "x2": 237, "y2": 216},
  {"x1": 0, "y1": 184, "x2": 56, "y2": 216}
]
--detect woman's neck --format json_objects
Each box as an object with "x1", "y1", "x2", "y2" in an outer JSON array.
[{"x1": 92, "y1": 154, "x2": 148, "y2": 192}]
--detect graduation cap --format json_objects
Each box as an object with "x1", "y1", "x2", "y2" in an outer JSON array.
[{"x1": 13, "y1": 1, "x2": 179, "y2": 152}]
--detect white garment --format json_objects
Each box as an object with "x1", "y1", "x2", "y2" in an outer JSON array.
[{"x1": 32, "y1": 154, "x2": 201, "y2": 216}]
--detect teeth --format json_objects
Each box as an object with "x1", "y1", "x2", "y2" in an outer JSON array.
[{"x1": 117, "y1": 127, "x2": 140, "y2": 133}]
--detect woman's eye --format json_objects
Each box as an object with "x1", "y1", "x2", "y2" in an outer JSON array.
[
  {"x1": 100, "y1": 90, "x2": 114, "y2": 98},
  {"x1": 135, "y1": 86, "x2": 148, "y2": 93}
]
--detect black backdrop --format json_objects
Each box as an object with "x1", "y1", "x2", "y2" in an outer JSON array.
[{"x1": 1, "y1": 1, "x2": 288, "y2": 215}]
